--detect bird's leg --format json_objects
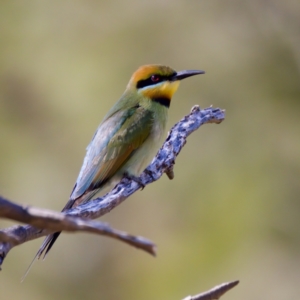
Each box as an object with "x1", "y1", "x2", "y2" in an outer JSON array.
[{"x1": 124, "y1": 172, "x2": 146, "y2": 190}]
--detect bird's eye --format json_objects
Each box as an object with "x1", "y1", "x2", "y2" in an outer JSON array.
[{"x1": 151, "y1": 75, "x2": 160, "y2": 82}]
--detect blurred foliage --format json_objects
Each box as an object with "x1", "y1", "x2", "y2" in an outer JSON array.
[{"x1": 0, "y1": 0, "x2": 300, "y2": 299}]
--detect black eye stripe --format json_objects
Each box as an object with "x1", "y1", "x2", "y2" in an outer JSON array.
[
  {"x1": 136, "y1": 73, "x2": 176, "y2": 89},
  {"x1": 136, "y1": 76, "x2": 163, "y2": 89}
]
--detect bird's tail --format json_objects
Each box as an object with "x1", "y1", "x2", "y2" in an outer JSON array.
[
  {"x1": 21, "y1": 233, "x2": 59, "y2": 282},
  {"x1": 21, "y1": 197, "x2": 76, "y2": 282},
  {"x1": 22, "y1": 190, "x2": 99, "y2": 281}
]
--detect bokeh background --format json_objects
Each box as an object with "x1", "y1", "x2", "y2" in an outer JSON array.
[{"x1": 1, "y1": 1, "x2": 300, "y2": 299}]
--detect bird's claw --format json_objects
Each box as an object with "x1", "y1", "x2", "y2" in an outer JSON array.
[
  {"x1": 124, "y1": 173, "x2": 146, "y2": 190},
  {"x1": 144, "y1": 168, "x2": 156, "y2": 181}
]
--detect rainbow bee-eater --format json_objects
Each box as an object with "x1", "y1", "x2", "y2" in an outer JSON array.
[{"x1": 24, "y1": 64, "x2": 204, "y2": 277}]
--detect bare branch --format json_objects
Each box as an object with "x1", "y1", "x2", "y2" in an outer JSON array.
[
  {"x1": 0, "y1": 196, "x2": 156, "y2": 257},
  {"x1": 182, "y1": 280, "x2": 239, "y2": 300},
  {"x1": 0, "y1": 106, "x2": 225, "y2": 268}
]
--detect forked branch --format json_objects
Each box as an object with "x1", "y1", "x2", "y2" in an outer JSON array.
[{"x1": 0, "y1": 106, "x2": 225, "y2": 268}]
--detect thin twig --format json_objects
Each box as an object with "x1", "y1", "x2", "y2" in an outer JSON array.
[{"x1": 182, "y1": 280, "x2": 239, "y2": 300}]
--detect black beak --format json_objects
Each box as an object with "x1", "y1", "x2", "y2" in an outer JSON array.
[{"x1": 171, "y1": 69, "x2": 205, "y2": 81}]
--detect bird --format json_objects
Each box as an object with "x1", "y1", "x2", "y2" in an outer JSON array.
[{"x1": 23, "y1": 64, "x2": 204, "y2": 279}]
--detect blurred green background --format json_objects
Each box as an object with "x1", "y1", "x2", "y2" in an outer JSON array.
[{"x1": 1, "y1": 0, "x2": 300, "y2": 299}]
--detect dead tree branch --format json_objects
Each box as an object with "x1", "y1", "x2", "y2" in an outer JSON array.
[
  {"x1": 0, "y1": 196, "x2": 156, "y2": 259},
  {"x1": 0, "y1": 106, "x2": 225, "y2": 269}
]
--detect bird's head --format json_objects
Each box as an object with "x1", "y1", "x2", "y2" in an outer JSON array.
[{"x1": 127, "y1": 65, "x2": 205, "y2": 106}]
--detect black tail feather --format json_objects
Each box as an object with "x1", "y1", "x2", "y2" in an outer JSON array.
[
  {"x1": 23, "y1": 191, "x2": 97, "y2": 280},
  {"x1": 21, "y1": 232, "x2": 60, "y2": 281},
  {"x1": 42, "y1": 232, "x2": 61, "y2": 259}
]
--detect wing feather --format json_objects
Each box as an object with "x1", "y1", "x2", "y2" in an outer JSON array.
[
  {"x1": 91, "y1": 106, "x2": 153, "y2": 187},
  {"x1": 71, "y1": 105, "x2": 153, "y2": 199}
]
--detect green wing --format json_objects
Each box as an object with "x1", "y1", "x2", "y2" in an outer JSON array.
[{"x1": 71, "y1": 105, "x2": 153, "y2": 200}]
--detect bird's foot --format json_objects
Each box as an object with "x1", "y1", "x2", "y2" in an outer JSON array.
[
  {"x1": 124, "y1": 173, "x2": 146, "y2": 190},
  {"x1": 144, "y1": 168, "x2": 156, "y2": 181}
]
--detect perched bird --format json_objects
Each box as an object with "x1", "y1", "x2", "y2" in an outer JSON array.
[{"x1": 23, "y1": 64, "x2": 204, "y2": 278}]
